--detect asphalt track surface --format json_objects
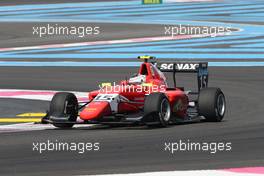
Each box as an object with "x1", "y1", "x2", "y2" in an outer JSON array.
[
  {"x1": 0, "y1": 0, "x2": 264, "y2": 175},
  {"x1": 0, "y1": 67, "x2": 264, "y2": 176},
  {"x1": 0, "y1": 22, "x2": 166, "y2": 49}
]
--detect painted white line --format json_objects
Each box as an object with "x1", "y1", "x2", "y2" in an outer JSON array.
[
  {"x1": 0, "y1": 123, "x2": 54, "y2": 133},
  {"x1": 87, "y1": 170, "x2": 264, "y2": 176},
  {"x1": 0, "y1": 122, "x2": 95, "y2": 133},
  {"x1": 0, "y1": 89, "x2": 88, "y2": 101},
  {"x1": 0, "y1": 34, "x2": 209, "y2": 53},
  {"x1": 165, "y1": 0, "x2": 219, "y2": 2}
]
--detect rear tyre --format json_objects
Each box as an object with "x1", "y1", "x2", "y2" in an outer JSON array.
[
  {"x1": 198, "y1": 88, "x2": 226, "y2": 122},
  {"x1": 144, "y1": 92, "x2": 171, "y2": 127},
  {"x1": 49, "y1": 92, "x2": 78, "y2": 128}
]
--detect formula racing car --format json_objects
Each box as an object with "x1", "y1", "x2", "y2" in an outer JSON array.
[{"x1": 42, "y1": 56, "x2": 226, "y2": 128}]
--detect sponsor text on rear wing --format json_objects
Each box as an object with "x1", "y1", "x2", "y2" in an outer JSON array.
[{"x1": 157, "y1": 62, "x2": 208, "y2": 91}]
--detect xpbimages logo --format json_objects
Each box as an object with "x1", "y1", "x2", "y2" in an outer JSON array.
[
  {"x1": 98, "y1": 82, "x2": 166, "y2": 94},
  {"x1": 32, "y1": 24, "x2": 100, "y2": 38},
  {"x1": 32, "y1": 140, "x2": 100, "y2": 154},
  {"x1": 164, "y1": 140, "x2": 232, "y2": 154},
  {"x1": 164, "y1": 24, "x2": 232, "y2": 37}
]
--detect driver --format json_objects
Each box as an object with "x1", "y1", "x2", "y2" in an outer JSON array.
[{"x1": 128, "y1": 74, "x2": 146, "y2": 84}]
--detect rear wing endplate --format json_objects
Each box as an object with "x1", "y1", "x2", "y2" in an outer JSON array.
[{"x1": 157, "y1": 62, "x2": 209, "y2": 91}]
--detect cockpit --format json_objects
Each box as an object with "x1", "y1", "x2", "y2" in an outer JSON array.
[
  {"x1": 127, "y1": 56, "x2": 168, "y2": 86},
  {"x1": 128, "y1": 63, "x2": 148, "y2": 84}
]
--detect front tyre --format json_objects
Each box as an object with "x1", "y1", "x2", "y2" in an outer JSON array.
[
  {"x1": 198, "y1": 88, "x2": 226, "y2": 122},
  {"x1": 49, "y1": 92, "x2": 78, "y2": 128},
  {"x1": 144, "y1": 92, "x2": 171, "y2": 127}
]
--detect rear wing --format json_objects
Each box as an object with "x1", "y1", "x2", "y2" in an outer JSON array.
[{"x1": 157, "y1": 62, "x2": 208, "y2": 92}]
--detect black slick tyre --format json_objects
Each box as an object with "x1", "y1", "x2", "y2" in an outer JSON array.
[
  {"x1": 144, "y1": 92, "x2": 171, "y2": 127},
  {"x1": 49, "y1": 92, "x2": 78, "y2": 128},
  {"x1": 198, "y1": 87, "x2": 226, "y2": 122}
]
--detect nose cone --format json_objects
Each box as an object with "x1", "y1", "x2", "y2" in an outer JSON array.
[{"x1": 80, "y1": 101, "x2": 111, "y2": 120}]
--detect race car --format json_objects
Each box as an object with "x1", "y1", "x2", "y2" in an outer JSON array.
[{"x1": 42, "y1": 56, "x2": 226, "y2": 128}]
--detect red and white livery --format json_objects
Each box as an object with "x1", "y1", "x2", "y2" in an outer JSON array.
[{"x1": 43, "y1": 56, "x2": 226, "y2": 128}]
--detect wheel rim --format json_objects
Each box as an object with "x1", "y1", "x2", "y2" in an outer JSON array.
[
  {"x1": 159, "y1": 98, "x2": 171, "y2": 122},
  {"x1": 217, "y1": 94, "x2": 225, "y2": 116},
  {"x1": 64, "y1": 100, "x2": 68, "y2": 114}
]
